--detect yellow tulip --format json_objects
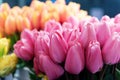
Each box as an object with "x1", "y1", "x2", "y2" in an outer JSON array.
[
  {"x1": 0, "y1": 38, "x2": 10, "y2": 57},
  {"x1": 0, "y1": 53, "x2": 18, "y2": 77}
]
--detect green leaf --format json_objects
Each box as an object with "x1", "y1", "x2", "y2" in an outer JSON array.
[
  {"x1": 104, "y1": 74, "x2": 113, "y2": 80},
  {"x1": 115, "y1": 68, "x2": 120, "y2": 80},
  {"x1": 0, "y1": 47, "x2": 5, "y2": 57}
]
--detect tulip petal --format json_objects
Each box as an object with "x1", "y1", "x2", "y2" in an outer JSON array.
[
  {"x1": 65, "y1": 42, "x2": 84, "y2": 74},
  {"x1": 86, "y1": 41, "x2": 103, "y2": 73},
  {"x1": 39, "y1": 54, "x2": 64, "y2": 80}
]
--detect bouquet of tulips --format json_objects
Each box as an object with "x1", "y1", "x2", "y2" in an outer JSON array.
[
  {"x1": 13, "y1": 15, "x2": 120, "y2": 80},
  {"x1": 0, "y1": 0, "x2": 90, "y2": 36},
  {"x1": 0, "y1": 38, "x2": 18, "y2": 77}
]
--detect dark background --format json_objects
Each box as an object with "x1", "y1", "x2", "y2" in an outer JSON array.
[{"x1": 2, "y1": 0, "x2": 120, "y2": 19}]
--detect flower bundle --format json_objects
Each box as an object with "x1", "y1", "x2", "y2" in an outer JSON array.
[
  {"x1": 0, "y1": 0, "x2": 90, "y2": 36},
  {"x1": 14, "y1": 14, "x2": 120, "y2": 80},
  {"x1": 0, "y1": 38, "x2": 18, "y2": 77}
]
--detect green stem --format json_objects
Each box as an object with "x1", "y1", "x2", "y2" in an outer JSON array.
[
  {"x1": 74, "y1": 74, "x2": 79, "y2": 80},
  {"x1": 65, "y1": 71, "x2": 69, "y2": 80},
  {"x1": 100, "y1": 65, "x2": 108, "y2": 80}
]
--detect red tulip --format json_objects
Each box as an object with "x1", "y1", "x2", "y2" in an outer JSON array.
[
  {"x1": 102, "y1": 32, "x2": 120, "y2": 64},
  {"x1": 49, "y1": 31, "x2": 68, "y2": 63},
  {"x1": 65, "y1": 42, "x2": 84, "y2": 74},
  {"x1": 38, "y1": 54, "x2": 64, "y2": 80},
  {"x1": 86, "y1": 41, "x2": 103, "y2": 73}
]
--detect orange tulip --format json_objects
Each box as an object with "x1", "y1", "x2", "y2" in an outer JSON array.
[
  {"x1": 0, "y1": 3, "x2": 10, "y2": 12},
  {"x1": 16, "y1": 15, "x2": 23, "y2": 32},
  {"x1": 30, "y1": 0, "x2": 45, "y2": 13},
  {"x1": 5, "y1": 15, "x2": 16, "y2": 35},
  {"x1": 30, "y1": 11, "x2": 40, "y2": 30},
  {"x1": 22, "y1": 17, "x2": 32, "y2": 31},
  {"x1": 40, "y1": 10, "x2": 51, "y2": 29}
]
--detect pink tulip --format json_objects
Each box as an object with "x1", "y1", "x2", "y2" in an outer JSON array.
[
  {"x1": 21, "y1": 29, "x2": 37, "y2": 45},
  {"x1": 44, "y1": 20, "x2": 62, "y2": 33},
  {"x1": 66, "y1": 16, "x2": 79, "y2": 28},
  {"x1": 39, "y1": 54, "x2": 64, "y2": 80},
  {"x1": 102, "y1": 32, "x2": 120, "y2": 64},
  {"x1": 14, "y1": 29, "x2": 36, "y2": 61},
  {"x1": 49, "y1": 31, "x2": 68, "y2": 63},
  {"x1": 63, "y1": 28, "x2": 81, "y2": 44},
  {"x1": 80, "y1": 22, "x2": 97, "y2": 48},
  {"x1": 89, "y1": 17, "x2": 99, "y2": 23},
  {"x1": 34, "y1": 31, "x2": 50, "y2": 56},
  {"x1": 86, "y1": 41, "x2": 103, "y2": 73},
  {"x1": 14, "y1": 40, "x2": 34, "y2": 61},
  {"x1": 62, "y1": 22, "x2": 73, "y2": 30},
  {"x1": 101, "y1": 15, "x2": 110, "y2": 22},
  {"x1": 96, "y1": 22, "x2": 111, "y2": 47},
  {"x1": 65, "y1": 42, "x2": 84, "y2": 74},
  {"x1": 34, "y1": 56, "x2": 41, "y2": 75},
  {"x1": 114, "y1": 14, "x2": 120, "y2": 23}
]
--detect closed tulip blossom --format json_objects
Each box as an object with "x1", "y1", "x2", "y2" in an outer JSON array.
[
  {"x1": 38, "y1": 54, "x2": 64, "y2": 80},
  {"x1": 96, "y1": 22, "x2": 111, "y2": 47},
  {"x1": 65, "y1": 42, "x2": 84, "y2": 74},
  {"x1": 80, "y1": 22, "x2": 97, "y2": 48},
  {"x1": 44, "y1": 20, "x2": 62, "y2": 33},
  {"x1": 101, "y1": 15, "x2": 110, "y2": 22},
  {"x1": 14, "y1": 29, "x2": 35, "y2": 61},
  {"x1": 86, "y1": 41, "x2": 103, "y2": 73},
  {"x1": 49, "y1": 31, "x2": 68, "y2": 63},
  {"x1": 34, "y1": 31, "x2": 50, "y2": 56},
  {"x1": 102, "y1": 32, "x2": 120, "y2": 64},
  {"x1": 66, "y1": 16, "x2": 79, "y2": 28}
]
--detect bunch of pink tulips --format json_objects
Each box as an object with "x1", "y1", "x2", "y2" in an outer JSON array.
[{"x1": 14, "y1": 14, "x2": 120, "y2": 80}]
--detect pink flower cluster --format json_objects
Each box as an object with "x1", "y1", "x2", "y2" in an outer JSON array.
[{"x1": 14, "y1": 14, "x2": 120, "y2": 80}]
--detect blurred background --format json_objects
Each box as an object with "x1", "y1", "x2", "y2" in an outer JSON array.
[{"x1": 1, "y1": 0, "x2": 120, "y2": 19}]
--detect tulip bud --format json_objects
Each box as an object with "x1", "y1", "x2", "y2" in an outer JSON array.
[
  {"x1": 14, "y1": 29, "x2": 35, "y2": 61},
  {"x1": 102, "y1": 32, "x2": 120, "y2": 64},
  {"x1": 80, "y1": 22, "x2": 97, "y2": 48},
  {"x1": 0, "y1": 12, "x2": 6, "y2": 36},
  {"x1": 101, "y1": 15, "x2": 110, "y2": 22},
  {"x1": 0, "y1": 3, "x2": 10, "y2": 12},
  {"x1": 65, "y1": 42, "x2": 84, "y2": 74},
  {"x1": 35, "y1": 31, "x2": 50, "y2": 56},
  {"x1": 0, "y1": 53, "x2": 18, "y2": 77},
  {"x1": 96, "y1": 22, "x2": 111, "y2": 47},
  {"x1": 38, "y1": 54, "x2": 64, "y2": 80},
  {"x1": 66, "y1": 16, "x2": 79, "y2": 28},
  {"x1": 114, "y1": 14, "x2": 120, "y2": 23},
  {"x1": 44, "y1": 20, "x2": 62, "y2": 33},
  {"x1": 49, "y1": 31, "x2": 68, "y2": 63},
  {"x1": 5, "y1": 15, "x2": 16, "y2": 35},
  {"x1": 86, "y1": 41, "x2": 103, "y2": 73}
]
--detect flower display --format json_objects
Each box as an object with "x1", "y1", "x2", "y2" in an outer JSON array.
[
  {"x1": 0, "y1": 53, "x2": 18, "y2": 77},
  {"x1": 14, "y1": 14, "x2": 120, "y2": 80},
  {"x1": 1, "y1": 0, "x2": 120, "y2": 80},
  {"x1": 0, "y1": 38, "x2": 17, "y2": 77},
  {"x1": 0, "y1": 0, "x2": 89, "y2": 36}
]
